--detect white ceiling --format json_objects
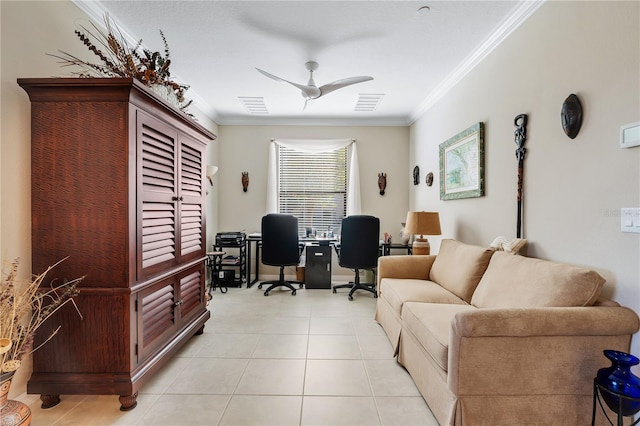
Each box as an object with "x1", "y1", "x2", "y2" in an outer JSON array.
[{"x1": 76, "y1": 1, "x2": 542, "y2": 126}]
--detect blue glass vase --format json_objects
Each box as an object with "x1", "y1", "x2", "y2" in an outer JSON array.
[{"x1": 596, "y1": 349, "x2": 640, "y2": 416}]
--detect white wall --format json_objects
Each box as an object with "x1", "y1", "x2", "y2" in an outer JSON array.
[
  {"x1": 0, "y1": 0, "x2": 218, "y2": 396},
  {"x1": 216, "y1": 125, "x2": 409, "y2": 276},
  {"x1": 410, "y1": 1, "x2": 640, "y2": 361}
]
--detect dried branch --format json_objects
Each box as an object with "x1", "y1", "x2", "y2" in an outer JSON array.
[
  {"x1": 0, "y1": 258, "x2": 84, "y2": 373},
  {"x1": 48, "y1": 13, "x2": 192, "y2": 114}
]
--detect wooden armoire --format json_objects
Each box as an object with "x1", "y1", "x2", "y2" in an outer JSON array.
[{"x1": 18, "y1": 78, "x2": 215, "y2": 410}]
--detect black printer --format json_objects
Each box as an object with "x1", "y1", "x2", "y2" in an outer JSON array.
[{"x1": 215, "y1": 231, "x2": 246, "y2": 246}]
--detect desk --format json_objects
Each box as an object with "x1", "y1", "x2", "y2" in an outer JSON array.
[
  {"x1": 246, "y1": 235, "x2": 337, "y2": 287},
  {"x1": 381, "y1": 243, "x2": 412, "y2": 256},
  {"x1": 246, "y1": 234, "x2": 262, "y2": 287},
  {"x1": 247, "y1": 237, "x2": 409, "y2": 286}
]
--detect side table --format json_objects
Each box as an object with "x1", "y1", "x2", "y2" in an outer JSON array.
[
  {"x1": 381, "y1": 243, "x2": 412, "y2": 256},
  {"x1": 592, "y1": 379, "x2": 640, "y2": 426},
  {"x1": 206, "y1": 251, "x2": 227, "y2": 294}
]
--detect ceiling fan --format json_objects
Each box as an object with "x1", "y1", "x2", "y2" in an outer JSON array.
[{"x1": 256, "y1": 61, "x2": 373, "y2": 109}]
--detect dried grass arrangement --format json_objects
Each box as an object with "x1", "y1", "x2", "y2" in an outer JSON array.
[
  {"x1": 0, "y1": 259, "x2": 83, "y2": 373},
  {"x1": 49, "y1": 13, "x2": 192, "y2": 112}
]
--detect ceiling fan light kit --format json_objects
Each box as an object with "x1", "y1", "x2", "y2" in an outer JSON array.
[{"x1": 256, "y1": 61, "x2": 373, "y2": 109}]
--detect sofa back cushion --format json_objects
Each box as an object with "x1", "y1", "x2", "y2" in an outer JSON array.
[
  {"x1": 429, "y1": 239, "x2": 495, "y2": 302},
  {"x1": 470, "y1": 251, "x2": 605, "y2": 308}
]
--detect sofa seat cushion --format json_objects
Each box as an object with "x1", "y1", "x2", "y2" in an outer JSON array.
[
  {"x1": 402, "y1": 302, "x2": 477, "y2": 372},
  {"x1": 471, "y1": 251, "x2": 605, "y2": 308},
  {"x1": 380, "y1": 278, "x2": 467, "y2": 318},
  {"x1": 429, "y1": 239, "x2": 495, "y2": 303}
]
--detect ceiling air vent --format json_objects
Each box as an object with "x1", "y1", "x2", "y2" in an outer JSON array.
[
  {"x1": 354, "y1": 93, "x2": 384, "y2": 112},
  {"x1": 238, "y1": 96, "x2": 268, "y2": 114}
]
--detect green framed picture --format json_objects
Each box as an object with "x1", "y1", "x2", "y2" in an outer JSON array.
[{"x1": 439, "y1": 122, "x2": 485, "y2": 200}]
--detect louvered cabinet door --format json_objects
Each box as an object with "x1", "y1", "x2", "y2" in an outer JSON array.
[
  {"x1": 177, "y1": 263, "x2": 206, "y2": 325},
  {"x1": 137, "y1": 276, "x2": 178, "y2": 362},
  {"x1": 137, "y1": 110, "x2": 180, "y2": 279},
  {"x1": 178, "y1": 134, "x2": 206, "y2": 262}
]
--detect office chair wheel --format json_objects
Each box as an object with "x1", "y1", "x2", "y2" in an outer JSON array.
[
  {"x1": 332, "y1": 288, "x2": 337, "y2": 293},
  {"x1": 348, "y1": 294, "x2": 354, "y2": 301},
  {"x1": 258, "y1": 284, "x2": 263, "y2": 289},
  {"x1": 264, "y1": 290, "x2": 270, "y2": 296},
  {"x1": 292, "y1": 290, "x2": 296, "y2": 295},
  {"x1": 299, "y1": 283, "x2": 304, "y2": 288}
]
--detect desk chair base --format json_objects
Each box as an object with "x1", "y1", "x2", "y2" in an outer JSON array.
[
  {"x1": 332, "y1": 283, "x2": 377, "y2": 301},
  {"x1": 332, "y1": 269, "x2": 378, "y2": 301},
  {"x1": 258, "y1": 266, "x2": 303, "y2": 296}
]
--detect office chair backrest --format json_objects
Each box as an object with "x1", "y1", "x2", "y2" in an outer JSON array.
[
  {"x1": 261, "y1": 214, "x2": 300, "y2": 267},
  {"x1": 339, "y1": 215, "x2": 380, "y2": 270}
]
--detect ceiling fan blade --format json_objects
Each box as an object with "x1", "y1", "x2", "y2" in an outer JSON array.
[
  {"x1": 255, "y1": 67, "x2": 285, "y2": 83},
  {"x1": 256, "y1": 67, "x2": 321, "y2": 99},
  {"x1": 319, "y1": 76, "x2": 373, "y2": 97}
]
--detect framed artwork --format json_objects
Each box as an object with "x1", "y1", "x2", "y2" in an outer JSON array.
[{"x1": 439, "y1": 122, "x2": 484, "y2": 200}]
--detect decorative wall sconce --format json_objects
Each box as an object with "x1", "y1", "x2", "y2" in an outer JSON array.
[
  {"x1": 378, "y1": 172, "x2": 387, "y2": 195},
  {"x1": 206, "y1": 165, "x2": 218, "y2": 186},
  {"x1": 242, "y1": 172, "x2": 249, "y2": 192},
  {"x1": 425, "y1": 172, "x2": 434, "y2": 187}
]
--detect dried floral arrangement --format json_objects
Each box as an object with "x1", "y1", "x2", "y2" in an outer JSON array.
[
  {"x1": 49, "y1": 14, "x2": 193, "y2": 112},
  {"x1": 0, "y1": 259, "x2": 84, "y2": 374}
]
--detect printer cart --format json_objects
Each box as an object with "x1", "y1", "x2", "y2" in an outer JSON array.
[{"x1": 214, "y1": 232, "x2": 247, "y2": 287}]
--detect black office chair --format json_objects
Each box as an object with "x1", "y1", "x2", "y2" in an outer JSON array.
[
  {"x1": 258, "y1": 214, "x2": 303, "y2": 296},
  {"x1": 332, "y1": 215, "x2": 380, "y2": 300}
]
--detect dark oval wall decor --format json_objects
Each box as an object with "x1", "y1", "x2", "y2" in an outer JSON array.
[
  {"x1": 413, "y1": 165, "x2": 420, "y2": 185},
  {"x1": 561, "y1": 93, "x2": 583, "y2": 139}
]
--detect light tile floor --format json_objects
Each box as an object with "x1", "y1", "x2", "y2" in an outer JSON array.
[{"x1": 21, "y1": 283, "x2": 439, "y2": 425}]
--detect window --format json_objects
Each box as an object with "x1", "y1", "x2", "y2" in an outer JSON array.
[{"x1": 278, "y1": 145, "x2": 347, "y2": 236}]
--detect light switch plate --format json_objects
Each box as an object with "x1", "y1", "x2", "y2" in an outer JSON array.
[
  {"x1": 620, "y1": 122, "x2": 640, "y2": 148},
  {"x1": 621, "y1": 208, "x2": 640, "y2": 233}
]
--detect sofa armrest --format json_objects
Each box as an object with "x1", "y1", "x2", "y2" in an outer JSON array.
[
  {"x1": 447, "y1": 306, "x2": 639, "y2": 396},
  {"x1": 376, "y1": 255, "x2": 436, "y2": 288},
  {"x1": 452, "y1": 306, "x2": 640, "y2": 337}
]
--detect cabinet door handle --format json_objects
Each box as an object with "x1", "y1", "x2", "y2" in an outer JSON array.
[
  {"x1": 172, "y1": 196, "x2": 184, "y2": 201},
  {"x1": 174, "y1": 300, "x2": 183, "y2": 307}
]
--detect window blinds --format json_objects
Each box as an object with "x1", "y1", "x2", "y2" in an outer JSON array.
[{"x1": 278, "y1": 146, "x2": 347, "y2": 236}]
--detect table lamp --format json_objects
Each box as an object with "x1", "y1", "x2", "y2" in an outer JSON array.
[{"x1": 404, "y1": 211, "x2": 441, "y2": 255}]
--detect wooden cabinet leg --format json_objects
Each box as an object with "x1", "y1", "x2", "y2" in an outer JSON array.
[
  {"x1": 195, "y1": 325, "x2": 205, "y2": 335},
  {"x1": 119, "y1": 392, "x2": 138, "y2": 411},
  {"x1": 40, "y1": 394, "x2": 61, "y2": 409}
]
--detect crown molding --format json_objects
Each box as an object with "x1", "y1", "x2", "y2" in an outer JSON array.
[
  {"x1": 408, "y1": 0, "x2": 545, "y2": 124},
  {"x1": 214, "y1": 116, "x2": 411, "y2": 127},
  {"x1": 74, "y1": 0, "x2": 543, "y2": 129}
]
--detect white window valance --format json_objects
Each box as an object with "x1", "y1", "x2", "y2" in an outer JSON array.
[{"x1": 266, "y1": 138, "x2": 362, "y2": 216}]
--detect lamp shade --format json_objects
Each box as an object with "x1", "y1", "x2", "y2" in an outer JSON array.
[
  {"x1": 404, "y1": 211, "x2": 441, "y2": 236},
  {"x1": 206, "y1": 165, "x2": 219, "y2": 178},
  {"x1": 206, "y1": 165, "x2": 218, "y2": 187}
]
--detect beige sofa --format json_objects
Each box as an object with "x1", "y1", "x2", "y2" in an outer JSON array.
[{"x1": 375, "y1": 239, "x2": 640, "y2": 426}]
